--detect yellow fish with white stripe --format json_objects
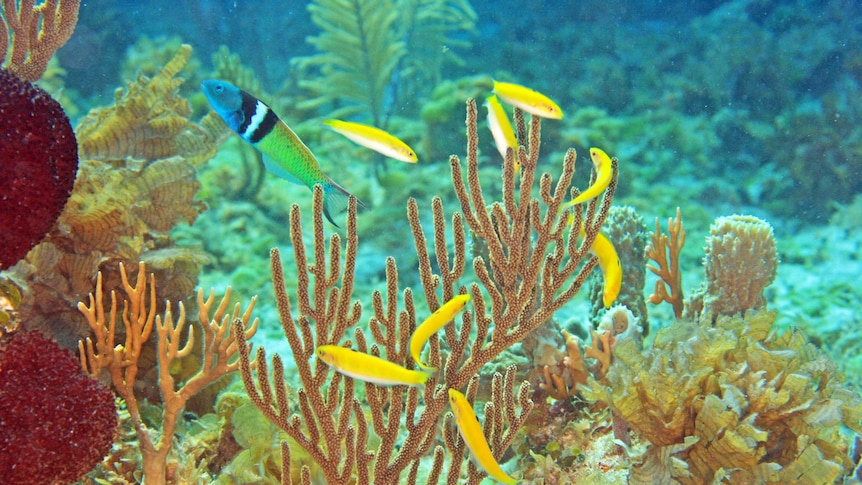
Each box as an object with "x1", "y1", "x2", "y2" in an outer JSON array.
[
  {"x1": 409, "y1": 294, "x2": 470, "y2": 371},
  {"x1": 323, "y1": 119, "x2": 418, "y2": 163},
  {"x1": 484, "y1": 95, "x2": 519, "y2": 170},
  {"x1": 493, "y1": 80, "x2": 564, "y2": 119},
  {"x1": 560, "y1": 147, "x2": 614, "y2": 210},
  {"x1": 316, "y1": 345, "x2": 430, "y2": 387},
  {"x1": 448, "y1": 389, "x2": 517, "y2": 485}
]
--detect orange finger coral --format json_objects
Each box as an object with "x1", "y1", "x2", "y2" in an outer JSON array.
[
  {"x1": 645, "y1": 207, "x2": 685, "y2": 319},
  {"x1": 78, "y1": 261, "x2": 258, "y2": 485}
]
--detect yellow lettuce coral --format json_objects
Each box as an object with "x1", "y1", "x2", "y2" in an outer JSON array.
[{"x1": 582, "y1": 309, "x2": 862, "y2": 484}]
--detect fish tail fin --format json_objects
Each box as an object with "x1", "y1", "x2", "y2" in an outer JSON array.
[
  {"x1": 416, "y1": 370, "x2": 432, "y2": 386},
  {"x1": 321, "y1": 178, "x2": 368, "y2": 227}
]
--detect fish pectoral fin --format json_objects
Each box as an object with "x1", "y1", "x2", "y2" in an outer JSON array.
[{"x1": 262, "y1": 155, "x2": 304, "y2": 185}]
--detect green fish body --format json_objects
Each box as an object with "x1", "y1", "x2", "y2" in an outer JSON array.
[{"x1": 202, "y1": 79, "x2": 366, "y2": 225}]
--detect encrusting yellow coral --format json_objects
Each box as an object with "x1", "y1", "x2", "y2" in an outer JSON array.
[
  {"x1": 585, "y1": 309, "x2": 862, "y2": 484},
  {"x1": 76, "y1": 44, "x2": 229, "y2": 164},
  {"x1": 77, "y1": 261, "x2": 258, "y2": 485}
]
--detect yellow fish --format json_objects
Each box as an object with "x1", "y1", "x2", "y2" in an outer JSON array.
[
  {"x1": 591, "y1": 230, "x2": 622, "y2": 308},
  {"x1": 567, "y1": 219, "x2": 622, "y2": 308},
  {"x1": 448, "y1": 389, "x2": 517, "y2": 485},
  {"x1": 409, "y1": 294, "x2": 470, "y2": 371},
  {"x1": 560, "y1": 147, "x2": 614, "y2": 210},
  {"x1": 316, "y1": 345, "x2": 430, "y2": 387},
  {"x1": 323, "y1": 119, "x2": 418, "y2": 163},
  {"x1": 493, "y1": 80, "x2": 564, "y2": 120},
  {"x1": 484, "y1": 95, "x2": 519, "y2": 170}
]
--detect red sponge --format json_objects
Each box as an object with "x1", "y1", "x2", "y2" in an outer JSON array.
[
  {"x1": 0, "y1": 331, "x2": 117, "y2": 484},
  {"x1": 0, "y1": 69, "x2": 79, "y2": 269}
]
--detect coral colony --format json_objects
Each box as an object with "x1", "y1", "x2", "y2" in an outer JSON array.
[{"x1": 1, "y1": 1, "x2": 861, "y2": 484}]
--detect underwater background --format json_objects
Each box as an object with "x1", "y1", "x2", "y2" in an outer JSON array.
[{"x1": 1, "y1": 0, "x2": 862, "y2": 483}]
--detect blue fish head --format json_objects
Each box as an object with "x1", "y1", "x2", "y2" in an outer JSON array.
[{"x1": 201, "y1": 79, "x2": 245, "y2": 131}]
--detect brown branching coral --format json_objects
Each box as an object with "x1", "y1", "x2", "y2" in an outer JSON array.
[
  {"x1": 646, "y1": 206, "x2": 686, "y2": 319},
  {"x1": 234, "y1": 99, "x2": 616, "y2": 484},
  {"x1": 77, "y1": 261, "x2": 258, "y2": 485},
  {"x1": 417, "y1": 101, "x2": 616, "y2": 390},
  {"x1": 0, "y1": 0, "x2": 80, "y2": 81}
]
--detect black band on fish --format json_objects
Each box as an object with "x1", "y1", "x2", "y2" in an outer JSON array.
[
  {"x1": 237, "y1": 90, "x2": 259, "y2": 136},
  {"x1": 248, "y1": 105, "x2": 279, "y2": 144}
]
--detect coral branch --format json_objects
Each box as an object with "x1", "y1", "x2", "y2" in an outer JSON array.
[
  {"x1": 77, "y1": 261, "x2": 257, "y2": 485},
  {"x1": 437, "y1": 100, "x2": 615, "y2": 389},
  {"x1": 235, "y1": 190, "x2": 367, "y2": 485},
  {"x1": 236, "y1": 99, "x2": 615, "y2": 484},
  {"x1": 645, "y1": 207, "x2": 685, "y2": 318},
  {"x1": 1, "y1": 0, "x2": 80, "y2": 81}
]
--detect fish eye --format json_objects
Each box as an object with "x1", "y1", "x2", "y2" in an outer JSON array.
[{"x1": 215, "y1": 84, "x2": 223, "y2": 93}]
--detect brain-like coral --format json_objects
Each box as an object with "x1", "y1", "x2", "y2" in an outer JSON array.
[
  {"x1": 0, "y1": 331, "x2": 117, "y2": 484},
  {"x1": 696, "y1": 214, "x2": 779, "y2": 318},
  {"x1": 0, "y1": 69, "x2": 78, "y2": 269}
]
